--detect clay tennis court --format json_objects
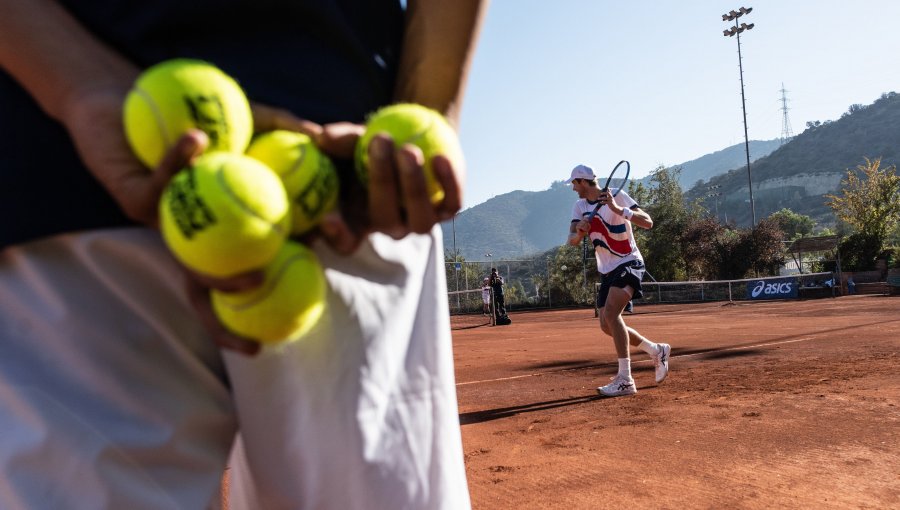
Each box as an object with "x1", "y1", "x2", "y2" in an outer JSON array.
[{"x1": 454, "y1": 295, "x2": 899, "y2": 508}]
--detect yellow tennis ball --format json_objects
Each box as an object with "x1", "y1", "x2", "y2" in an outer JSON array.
[
  {"x1": 211, "y1": 241, "x2": 327, "y2": 344},
  {"x1": 159, "y1": 152, "x2": 291, "y2": 278},
  {"x1": 354, "y1": 103, "x2": 464, "y2": 204},
  {"x1": 246, "y1": 130, "x2": 340, "y2": 235},
  {"x1": 123, "y1": 58, "x2": 253, "y2": 169}
]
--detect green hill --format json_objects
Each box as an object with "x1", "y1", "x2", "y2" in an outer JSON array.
[
  {"x1": 444, "y1": 91, "x2": 900, "y2": 260},
  {"x1": 685, "y1": 92, "x2": 900, "y2": 226},
  {"x1": 636, "y1": 139, "x2": 781, "y2": 190},
  {"x1": 443, "y1": 183, "x2": 574, "y2": 259}
]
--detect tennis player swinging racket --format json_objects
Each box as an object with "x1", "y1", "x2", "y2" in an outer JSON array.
[{"x1": 564, "y1": 161, "x2": 670, "y2": 398}]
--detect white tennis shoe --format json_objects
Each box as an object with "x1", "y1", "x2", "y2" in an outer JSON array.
[
  {"x1": 597, "y1": 375, "x2": 637, "y2": 397},
  {"x1": 654, "y1": 343, "x2": 671, "y2": 384}
]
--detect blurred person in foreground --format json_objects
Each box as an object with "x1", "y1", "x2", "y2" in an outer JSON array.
[
  {"x1": 564, "y1": 164, "x2": 671, "y2": 397},
  {"x1": 0, "y1": 0, "x2": 487, "y2": 508}
]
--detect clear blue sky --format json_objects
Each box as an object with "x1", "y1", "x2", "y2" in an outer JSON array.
[{"x1": 457, "y1": 1, "x2": 900, "y2": 208}]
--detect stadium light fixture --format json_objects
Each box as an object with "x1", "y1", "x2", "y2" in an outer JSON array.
[{"x1": 721, "y1": 5, "x2": 757, "y2": 226}]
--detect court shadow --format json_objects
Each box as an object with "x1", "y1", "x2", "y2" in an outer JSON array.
[
  {"x1": 460, "y1": 395, "x2": 601, "y2": 425},
  {"x1": 530, "y1": 359, "x2": 598, "y2": 370},
  {"x1": 687, "y1": 348, "x2": 765, "y2": 360},
  {"x1": 525, "y1": 345, "x2": 774, "y2": 373}
]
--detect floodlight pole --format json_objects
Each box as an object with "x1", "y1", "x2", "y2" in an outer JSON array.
[
  {"x1": 722, "y1": 7, "x2": 757, "y2": 226},
  {"x1": 736, "y1": 26, "x2": 756, "y2": 226},
  {"x1": 452, "y1": 217, "x2": 459, "y2": 292}
]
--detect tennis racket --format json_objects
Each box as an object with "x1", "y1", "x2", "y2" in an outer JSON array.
[{"x1": 585, "y1": 160, "x2": 631, "y2": 222}]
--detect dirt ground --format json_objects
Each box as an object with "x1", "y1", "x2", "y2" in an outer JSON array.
[{"x1": 454, "y1": 295, "x2": 900, "y2": 509}]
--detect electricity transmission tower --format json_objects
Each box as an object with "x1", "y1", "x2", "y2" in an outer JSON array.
[{"x1": 779, "y1": 83, "x2": 793, "y2": 145}]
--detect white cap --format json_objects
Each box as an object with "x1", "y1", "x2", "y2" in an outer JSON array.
[{"x1": 565, "y1": 164, "x2": 596, "y2": 183}]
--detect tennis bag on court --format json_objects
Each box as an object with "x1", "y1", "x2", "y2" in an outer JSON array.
[{"x1": 496, "y1": 314, "x2": 512, "y2": 326}]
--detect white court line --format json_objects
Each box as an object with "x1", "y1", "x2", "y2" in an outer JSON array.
[{"x1": 457, "y1": 336, "x2": 815, "y2": 387}]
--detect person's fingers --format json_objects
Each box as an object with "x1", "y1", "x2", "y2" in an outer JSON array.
[
  {"x1": 131, "y1": 130, "x2": 208, "y2": 228},
  {"x1": 395, "y1": 145, "x2": 435, "y2": 234},
  {"x1": 188, "y1": 268, "x2": 266, "y2": 293},
  {"x1": 367, "y1": 135, "x2": 405, "y2": 237},
  {"x1": 155, "y1": 129, "x2": 208, "y2": 176},
  {"x1": 184, "y1": 273, "x2": 261, "y2": 356},
  {"x1": 431, "y1": 154, "x2": 462, "y2": 221},
  {"x1": 317, "y1": 211, "x2": 363, "y2": 255},
  {"x1": 316, "y1": 122, "x2": 365, "y2": 159},
  {"x1": 250, "y1": 102, "x2": 322, "y2": 137}
]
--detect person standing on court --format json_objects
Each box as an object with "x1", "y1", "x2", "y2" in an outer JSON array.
[
  {"x1": 489, "y1": 267, "x2": 509, "y2": 323},
  {"x1": 565, "y1": 164, "x2": 671, "y2": 397},
  {"x1": 0, "y1": 0, "x2": 486, "y2": 508},
  {"x1": 482, "y1": 276, "x2": 492, "y2": 315}
]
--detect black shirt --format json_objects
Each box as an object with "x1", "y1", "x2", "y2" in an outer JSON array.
[
  {"x1": 0, "y1": 0, "x2": 403, "y2": 248},
  {"x1": 490, "y1": 275, "x2": 504, "y2": 297}
]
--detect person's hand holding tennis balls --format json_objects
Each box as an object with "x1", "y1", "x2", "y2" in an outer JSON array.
[
  {"x1": 299, "y1": 103, "x2": 464, "y2": 251},
  {"x1": 355, "y1": 103, "x2": 464, "y2": 207},
  {"x1": 156, "y1": 151, "x2": 328, "y2": 346},
  {"x1": 116, "y1": 59, "x2": 332, "y2": 352}
]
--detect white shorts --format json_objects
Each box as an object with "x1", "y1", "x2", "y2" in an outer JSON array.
[
  {"x1": 0, "y1": 227, "x2": 470, "y2": 509},
  {"x1": 0, "y1": 229, "x2": 234, "y2": 509}
]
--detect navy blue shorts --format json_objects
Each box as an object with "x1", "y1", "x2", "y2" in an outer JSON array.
[{"x1": 597, "y1": 259, "x2": 645, "y2": 309}]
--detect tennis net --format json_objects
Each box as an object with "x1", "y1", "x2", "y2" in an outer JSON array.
[{"x1": 448, "y1": 288, "x2": 494, "y2": 330}]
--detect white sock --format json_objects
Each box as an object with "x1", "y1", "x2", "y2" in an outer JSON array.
[
  {"x1": 638, "y1": 339, "x2": 659, "y2": 356},
  {"x1": 617, "y1": 358, "x2": 632, "y2": 379}
]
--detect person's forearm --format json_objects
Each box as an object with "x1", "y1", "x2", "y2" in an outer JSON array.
[
  {"x1": 395, "y1": 0, "x2": 488, "y2": 126},
  {"x1": 0, "y1": 0, "x2": 136, "y2": 121},
  {"x1": 630, "y1": 210, "x2": 653, "y2": 230}
]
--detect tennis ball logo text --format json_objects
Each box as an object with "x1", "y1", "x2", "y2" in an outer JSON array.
[
  {"x1": 296, "y1": 161, "x2": 338, "y2": 219},
  {"x1": 184, "y1": 94, "x2": 229, "y2": 147},
  {"x1": 751, "y1": 280, "x2": 793, "y2": 298},
  {"x1": 167, "y1": 167, "x2": 217, "y2": 239}
]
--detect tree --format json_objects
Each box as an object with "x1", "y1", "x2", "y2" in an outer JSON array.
[
  {"x1": 826, "y1": 157, "x2": 900, "y2": 251},
  {"x1": 837, "y1": 231, "x2": 882, "y2": 271},
  {"x1": 548, "y1": 245, "x2": 596, "y2": 306},
  {"x1": 637, "y1": 165, "x2": 699, "y2": 280},
  {"x1": 746, "y1": 218, "x2": 787, "y2": 275},
  {"x1": 681, "y1": 217, "x2": 730, "y2": 279},
  {"x1": 681, "y1": 217, "x2": 784, "y2": 280},
  {"x1": 768, "y1": 208, "x2": 815, "y2": 241}
]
